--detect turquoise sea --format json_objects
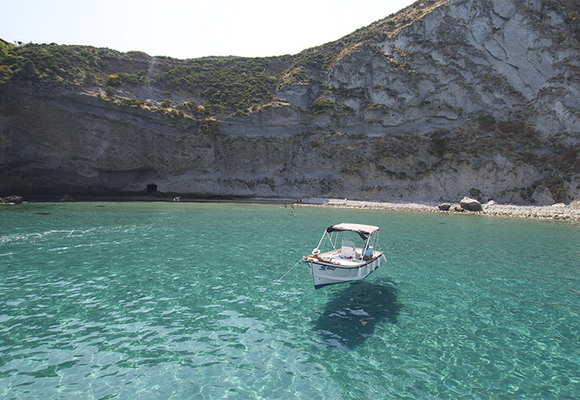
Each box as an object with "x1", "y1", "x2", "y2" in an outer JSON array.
[{"x1": 1, "y1": 202, "x2": 579, "y2": 399}]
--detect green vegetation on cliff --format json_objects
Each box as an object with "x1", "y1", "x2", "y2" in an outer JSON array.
[
  {"x1": 5, "y1": 43, "x2": 107, "y2": 85},
  {"x1": 153, "y1": 57, "x2": 279, "y2": 114},
  {"x1": 0, "y1": 39, "x2": 19, "y2": 84},
  {"x1": 0, "y1": 41, "x2": 284, "y2": 115}
]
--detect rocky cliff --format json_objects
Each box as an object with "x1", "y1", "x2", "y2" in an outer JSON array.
[{"x1": 1, "y1": 0, "x2": 579, "y2": 204}]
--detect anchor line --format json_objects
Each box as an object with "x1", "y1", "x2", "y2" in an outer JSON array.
[{"x1": 274, "y1": 259, "x2": 303, "y2": 285}]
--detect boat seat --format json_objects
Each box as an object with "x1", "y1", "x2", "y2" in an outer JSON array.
[{"x1": 340, "y1": 238, "x2": 355, "y2": 259}]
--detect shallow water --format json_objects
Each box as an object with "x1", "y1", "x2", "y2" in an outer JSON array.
[{"x1": 1, "y1": 202, "x2": 579, "y2": 399}]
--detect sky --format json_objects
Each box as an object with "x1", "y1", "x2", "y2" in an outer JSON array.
[{"x1": 1, "y1": 0, "x2": 416, "y2": 59}]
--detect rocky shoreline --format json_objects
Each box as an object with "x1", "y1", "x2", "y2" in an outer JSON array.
[
  {"x1": 0, "y1": 195, "x2": 25, "y2": 205},
  {"x1": 3, "y1": 193, "x2": 580, "y2": 221},
  {"x1": 302, "y1": 198, "x2": 580, "y2": 221}
]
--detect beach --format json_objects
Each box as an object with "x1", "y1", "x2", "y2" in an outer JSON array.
[
  {"x1": 4, "y1": 194, "x2": 580, "y2": 220},
  {"x1": 301, "y1": 198, "x2": 580, "y2": 221}
]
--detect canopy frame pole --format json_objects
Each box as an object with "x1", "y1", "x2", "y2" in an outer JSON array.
[
  {"x1": 315, "y1": 231, "x2": 327, "y2": 251},
  {"x1": 330, "y1": 231, "x2": 338, "y2": 250}
]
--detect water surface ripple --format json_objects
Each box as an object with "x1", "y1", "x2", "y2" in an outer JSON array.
[{"x1": 1, "y1": 202, "x2": 579, "y2": 399}]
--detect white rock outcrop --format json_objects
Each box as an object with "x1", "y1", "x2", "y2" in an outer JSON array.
[{"x1": 325, "y1": 0, "x2": 580, "y2": 136}]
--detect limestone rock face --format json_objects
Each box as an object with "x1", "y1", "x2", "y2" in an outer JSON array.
[
  {"x1": 325, "y1": 0, "x2": 580, "y2": 136},
  {"x1": 275, "y1": 84, "x2": 314, "y2": 109},
  {"x1": 1, "y1": 0, "x2": 579, "y2": 202}
]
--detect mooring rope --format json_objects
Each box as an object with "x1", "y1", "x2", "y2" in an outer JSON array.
[{"x1": 274, "y1": 258, "x2": 303, "y2": 285}]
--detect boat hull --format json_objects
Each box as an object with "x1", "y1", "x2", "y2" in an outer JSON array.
[{"x1": 303, "y1": 255, "x2": 383, "y2": 289}]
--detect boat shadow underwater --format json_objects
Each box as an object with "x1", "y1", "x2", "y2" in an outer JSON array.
[{"x1": 313, "y1": 279, "x2": 401, "y2": 351}]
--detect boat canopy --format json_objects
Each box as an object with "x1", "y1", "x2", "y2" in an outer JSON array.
[{"x1": 326, "y1": 223, "x2": 380, "y2": 240}]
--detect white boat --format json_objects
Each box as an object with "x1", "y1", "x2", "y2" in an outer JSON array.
[{"x1": 302, "y1": 223, "x2": 386, "y2": 289}]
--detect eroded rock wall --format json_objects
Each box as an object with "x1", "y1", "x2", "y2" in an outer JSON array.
[{"x1": 1, "y1": 0, "x2": 579, "y2": 203}]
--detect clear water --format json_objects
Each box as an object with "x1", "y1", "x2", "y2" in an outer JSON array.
[{"x1": 1, "y1": 202, "x2": 579, "y2": 399}]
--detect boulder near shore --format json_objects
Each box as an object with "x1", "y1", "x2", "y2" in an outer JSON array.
[
  {"x1": 1, "y1": 195, "x2": 24, "y2": 205},
  {"x1": 459, "y1": 197, "x2": 483, "y2": 212}
]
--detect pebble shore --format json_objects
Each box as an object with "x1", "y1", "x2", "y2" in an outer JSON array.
[
  {"x1": 302, "y1": 198, "x2": 580, "y2": 221},
  {"x1": 4, "y1": 194, "x2": 580, "y2": 220}
]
